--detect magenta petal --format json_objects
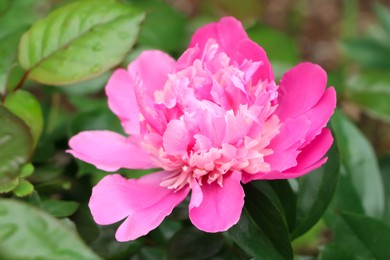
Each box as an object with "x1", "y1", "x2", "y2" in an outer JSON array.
[
  {"x1": 189, "y1": 17, "x2": 248, "y2": 57},
  {"x1": 89, "y1": 172, "x2": 189, "y2": 241},
  {"x1": 276, "y1": 62, "x2": 327, "y2": 120},
  {"x1": 106, "y1": 69, "x2": 140, "y2": 135},
  {"x1": 189, "y1": 171, "x2": 244, "y2": 232},
  {"x1": 68, "y1": 131, "x2": 153, "y2": 171},
  {"x1": 234, "y1": 39, "x2": 274, "y2": 82},
  {"x1": 288, "y1": 128, "x2": 333, "y2": 173},
  {"x1": 304, "y1": 87, "x2": 337, "y2": 142}
]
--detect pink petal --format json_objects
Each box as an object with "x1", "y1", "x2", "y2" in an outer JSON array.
[
  {"x1": 163, "y1": 119, "x2": 190, "y2": 155},
  {"x1": 276, "y1": 62, "x2": 327, "y2": 120},
  {"x1": 265, "y1": 116, "x2": 310, "y2": 172},
  {"x1": 189, "y1": 171, "x2": 244, "y2": 232},
  {"x1": 189, "y1": 17, "x2": 248, "y2": 57},
  {"x1": 234, "y1": 39, "x2": 274, "y2": 82},
  {"x1": 304, "y1": 87, "x2": 336, "y2": 143},
  {"x1": 89, "y1": 174, "x2": 136, "y2": 225},
  {"x1": 128, "y1": 50, "x2": 175, "y2": 97},
  {"x1": 68, "y1": 131, "x2": 153, "y2": 171},
  {"x1": 288, "y1": 128, "x2": 333, "y2": 173},
  {"x1": 89, "y1": 172, "x2": 189, "y2": 241},
  {"x1": 106, "y1": 69, "x2": 140, "y2": 135}
]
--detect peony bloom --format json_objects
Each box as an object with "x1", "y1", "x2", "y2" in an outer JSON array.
[{"x1": 68, "y1": 17, "x2": 336, "y2": 241}]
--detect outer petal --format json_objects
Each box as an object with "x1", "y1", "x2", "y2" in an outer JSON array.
[
  {"x1": 189, "y1": 171, "x2": 244, "y2": 232},
  {"x1": 189, "y1": 17, "x2": 248, "y2": 57},
  {"x1": 128, "y1": 50, "x2": 176, "y2": 134},
  {"x1": 287, "y1": 128, "x2": 333, "y2": 173},
  {"x1": 106, "y1": 69, "x2": 140, "y2": 135},
  {"x1": 189, "y1": 17, "x2": 273, "y2": 82},
  {"x1": 304, "y1": 87, "x2": 336, "y2": 143},
  {"x1": 276, "y1": 62, "x2": 327, "y2": 120},
  {"x1": 68, "y1": 130, "x2": 153, "y2": 171},
  {"x1": 128, "y1": 50, "x2": 175, "y2": 98},
  {"x1": 89, "y1": 172, "x2": 190, "y2": 241}
]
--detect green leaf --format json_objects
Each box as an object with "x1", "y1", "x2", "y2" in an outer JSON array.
[
  {"x1": 18, "y1": 0, "x2": 145, "y2": 85},
  {"x1": 167, "y1": 227, "x2": 224, "y2": 260},
  {"x1": 374, "y1": 3, "x2": 390, "y2": 37},
  {"x1": 342, "y1": 38, "x2": 390, "y2": 69},
  {"x1": 0, "y1": 106, "x2": 33, "y2": 180},
  {"x1": 268, "y1": 180, "x2": 297, "y2": 231},
  {"x1": 0, "y1": 29, "x2": 26, "y2": 95},
  {"x1": 346, "y1": 72, "x2": 390, "y2": 121},
  {"x1": 227, "y1": 208, "x2": 284, "y2": 260},
  {"x1": 330, "y1": 110, "x2": 385, "y2": 218},
  {"x1": 20, "y1": 163, "x2": 34, "y2": 178},
  {"x1": 0, "y1": 0, "x2": 50, "y2": 39},
  {"x1": 0, "y1": 177, "x2": 18, "y2": 194},
  {"x1": 247, "y1": 24, "x2": 299, "y2": 79},
  {"x1": 291, "y1": 142, "x2": 340, "y2": 239},
  {"x1": 349, "y1": 89, "x2": 390, "y2": 121},
  {"x1": 4, "y1": 90, "x2": 43, "y2": 146},
  {"x1": 131, "y1": 0, "x2": 187, "y2": 53},
  {"x1": 13, "y1": 179, "x2": 34, "y2": 197},
  {"x1": 379, "y1": 156, "x2": 390, "y2": 225},
  {"x1": 244, "y1": 181, "x2": 293, "y2": 259},
  {"x1": 319, "y1": 244, "x2": 358, "y2": 260},
  {"x1": 41, "y1": 200, "x2": 79, "y2": 218},
  {"x1": 339, "y1": 211, "x2": 390, "y2": 260},
  {"x1": 0, "y1": 199, "x2": 100, "y2": 259}
]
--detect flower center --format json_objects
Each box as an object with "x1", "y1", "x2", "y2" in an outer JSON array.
[{"x1": 151, "y1": 39, "x2": 280, "y2": 190}]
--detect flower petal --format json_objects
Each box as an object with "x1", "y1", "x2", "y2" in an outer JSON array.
[
  {"x1": 304, "y1": 87, "x2": 336, "y2": 143},
  {"x1": 128, "y1": 50, "x2": 175, "y2": 134},
  {"x1": 189, "y1": 171, "x2": 244, "y2": 232},
  {"x1": 89, "y1": 174, "x2": 136, "y2": 225},
  {"x1": 68, "y1": 130, "x2": 153, "y2": 171},
  {"x1": 106, "y1": 69, "x2": 140, "y2": 135},
  {"x1": 163, "y1": 119, "x2": 190, "y2": 155},
  {"x1": 89, "y1": 172, "x2": 189, "y2": 241},
  {"x1": 288, "y1": 127, "x2": 333, "y2": 173},
  {"x1": 234, "y1": 39, "x2": 274, "y2": 82},
  {"x1": 128, "y1": 50, "x2": 175, "y2": 97},
  {"x1": 115, "y1": 172, "x2": 189, "y2": 241},
  {"x1": 189, "y1": 17, "x2": 248, "y2": 57},
  {"x1": 276, "y1": 62, "x2": 327, "y2": 120}
]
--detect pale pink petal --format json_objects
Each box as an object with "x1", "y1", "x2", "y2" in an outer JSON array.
[
  {"x1": 89, "y1": 172, "x2": 189, "y2": 241},
  {"x1": 189, "y1": 171, "x2": 244, "y2": 232},
  {"x1": 106, "y1": 69, "x2": 140, "y2": 135},
  {"x1": 276, "y1": 62, "x2": 327, "y2": 120},
  {"x1": 67, "y1": 131, "x2": 153, "y2": 171},
  {"x1": 189, "y1": 17, "x2": 248, "y2": 57},
  {"x1": 304, "y1": 87, "x2": 336, "y2": 142},
  {"x1": 163, "y1": 119, "x2": 190, "y2": 155}
]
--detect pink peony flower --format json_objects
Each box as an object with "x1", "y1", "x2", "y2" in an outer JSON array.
[{"x1": 68, "y1": 17, "x2": 336, "y2": 241}]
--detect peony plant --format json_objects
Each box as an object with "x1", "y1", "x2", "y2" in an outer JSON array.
[{"x1": 68, "y1": 17, "x2": 336, "y2": 242}]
